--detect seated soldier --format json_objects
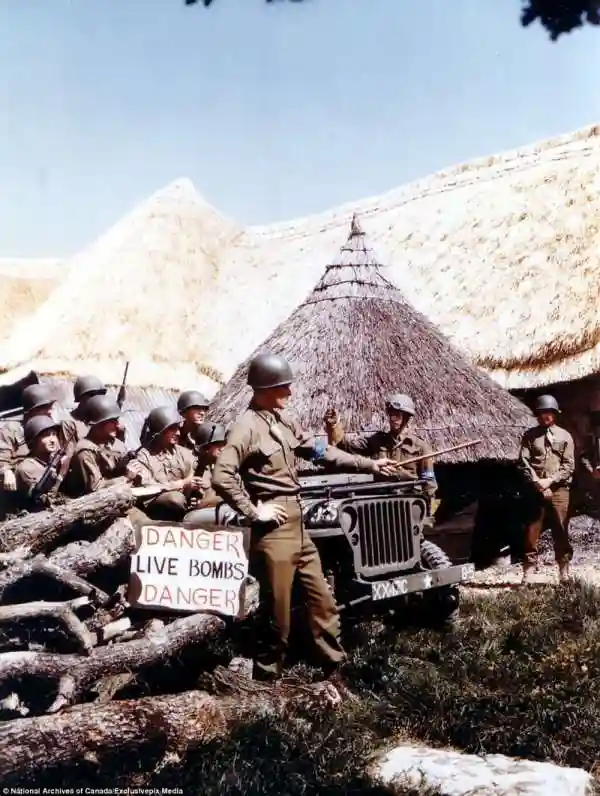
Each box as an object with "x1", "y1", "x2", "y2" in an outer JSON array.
[
  {"x1": 16, "y1": 416, "x2": 70, "y2": 510},
  {"x1": 133, "y1": 406, "x2": 204, "y2": 521},
  {"x1": 71, "y1": 375, "x2": 108, "y2": 439},
  {"x1": 0, "y1": 384, "x2": 78, "y2": 499},
  {"x1": 189, "y1": 421, "x2": 227, "y2": 509},
  {"x1": 65, "y1": 394, "x2": 140, "y2": 497},
  {"x1": 177, "y1": 390, "x2": 210, "y2": 454},
  {"x1": 324, "y1": 392, "x2": 438, "y2": 501}
]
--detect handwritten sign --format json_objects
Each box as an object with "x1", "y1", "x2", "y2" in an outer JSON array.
[{"x1": 128, "y1": 523, "x2": 249, "y2": 617}]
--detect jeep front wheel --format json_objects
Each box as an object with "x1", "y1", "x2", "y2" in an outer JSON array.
[{"x1": 420, "y1": 540, "x2": 460, "y2": 625}]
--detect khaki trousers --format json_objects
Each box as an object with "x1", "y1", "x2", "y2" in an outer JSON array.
[
  {"x1": 524, "y1": 487, "x2": 572, "y2": 568},
  {"x1": 250, "y1": 496, "x2": 345, "y2": 679},
  {"x1": 142, "y1": 491, "x2": 188, "y2": 522}
]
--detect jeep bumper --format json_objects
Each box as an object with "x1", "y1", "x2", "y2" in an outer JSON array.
[{"x1": 370, "y1": 562, "x2": 475, "y2": 602}]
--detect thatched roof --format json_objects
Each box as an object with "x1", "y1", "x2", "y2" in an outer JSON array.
[
  {"x1": 0, "y1": 180, "x2": 243, "y2": 395},
  {"x1": 209, "y1": 218, "x2": 533, "y2": 463},
  {"x1": 202, "y1": 123, "x2": 600, "y2": 391},
  {"x1": 0, "y1": 259, "x2": 63, "y2": 345}
]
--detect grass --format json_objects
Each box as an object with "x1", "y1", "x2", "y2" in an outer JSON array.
[{"x1": 4, "y1": 580, "x2": 600, "y2": 794}]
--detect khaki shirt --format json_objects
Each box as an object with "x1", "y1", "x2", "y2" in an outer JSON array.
[
  {"x1": 0, "y1": 417, "x2": 78, "y2": 476},
  {"x1": 16, "y1": 455, "x2": 65, "y2": 506},
  {"x1": 133, "y1": 444, "x2": 195, "y2": 487},
  {"x1": 180, "y1": 425, "x2": 201, "y2": 457},
  {"x1": 211, "y1": 405, "x2": 379, "y2": 521},
  {"x1": 195, "y1": 461, "x2": 220, "y2": 508},
  {"x1": 331, "y1": 423, "x2": 438, "y2": 497},
  {"x1": 66, "y1": 437, "x2": 130, "y2": 496},
  {"x1": 518, "y1": 424, "x2": 575, "y2": 488},
  {"x1": 70, "y1": 409, "x2": 89, "y2": 441}
]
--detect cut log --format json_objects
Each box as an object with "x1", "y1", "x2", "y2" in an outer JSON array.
[
  {"x1": 48, "y1": 515, "x2": 137, "y2": 576},
  {"x1": 0, "y1": 675, "x2": 344, "y2": 779},
  {"x1": 0, "y1": 599, "x2": 96, "y2": 654},
  {"x1": 0, "y1": 611, "x2": 226, "y2": 713},
  {"x1": 0, "y1": 556, "x2": 110, "y2": 605},
  {"x1": 0, "y1": 485, "x2": 136, "y2": 556}
]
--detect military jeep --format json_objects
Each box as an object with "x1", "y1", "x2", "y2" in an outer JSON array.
[{"x1": 186, "y1": 472, "x2": 474, "y2": 623}]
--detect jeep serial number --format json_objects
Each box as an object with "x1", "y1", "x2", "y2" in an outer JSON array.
[
  {"x1": 460, "y1": 564, "x2": 475, "y2": 581},
  {"x1": 372, "y1": 578, "x2": 409, "y2": 601}
]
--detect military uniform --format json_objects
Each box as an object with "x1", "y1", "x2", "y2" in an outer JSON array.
[
  {"x1": 16, "y1": 456, "x2": 65, "y2": 509},
  {"x1": 0, "y1": 417, "x2": 78, "y2": 484},
  {"x1": 15, "y1": 415, "x2": 71, "y2": 510},
  {"x1": 212, "y1": 400, "x2": 382, "y2": 680},
  {"x1": 66, "y1": 437, "x2": 131, "y2": 497},
  {"x1": 518, "y1": 403, "x2": 575, "y2": 574}
]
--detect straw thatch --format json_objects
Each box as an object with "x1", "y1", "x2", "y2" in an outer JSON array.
[
  {"x1": 0, "y1": 259, "x2": 63, "y2": 345},
  {"x1": 200, "y1": 123, "x2": 600, "y2": 392},
  {"x1": 209, "y1": 217, "x2": 533, "y2": 463},
  {"x1": 0, "y1": 180, "x2": 244, "y2": 395}
]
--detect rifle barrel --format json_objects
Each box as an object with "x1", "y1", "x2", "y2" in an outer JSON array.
[{"x1": 396, "y1": 438, "x2": 483, "y2": 468}]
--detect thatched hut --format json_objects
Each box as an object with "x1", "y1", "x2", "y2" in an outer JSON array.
[
  {"x1": 0, "y1": 180, "x2": 247, "y2": 437},
  {"x1": 0, "y1": 258, "x2": 63, "y2": 345},
  {"x1": 210, "y1": 218, "x2": 535, "y2": 564}
]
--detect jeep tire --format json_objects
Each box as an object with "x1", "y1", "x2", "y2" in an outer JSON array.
[{"x1": 420, "y1": 540, "x2": 460, "y2": 625}]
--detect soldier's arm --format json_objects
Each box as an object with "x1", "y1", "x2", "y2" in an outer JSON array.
[
  {"x1": 211, "y1": 426, "x2": 261, "y2": 522},
  {"x1": 416, "y1": 441, "x2": 438, "y2": 496},
  {"x1": 74, "y1": 449, "x2": 126, "y2": 493},
  {"x1": 550, "y1": 432, "x2": 575, "y2": 486},
  {"x1": 291, "y1": 418, "x2": 379, "y2": 472},
  {"x1": 0, "y1": 425, "x2": 16, "y2": 481},
  {"x1": 517, "y1": 432, "x2": 538, "y2": 484}
]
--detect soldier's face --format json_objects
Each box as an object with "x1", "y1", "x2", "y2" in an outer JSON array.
[
  {"x1": 255, "y1": 384, "x2": 291, "y2": 410},
  {"x1": 387, "y1": 408, "x2": 408, "y2": 434},
  {"x1": 184, "y1": 407, "x2": 206, "y2": 425},
  {"x1": 536, "y1": 410, "x2": 556, "y2": 428},
  {"x1": 97, "y1": 419, "x2": 120, "y2": 440},
  {"x1": 205, "y1": 442, "x2": 225, "y2": 461},
  {"x1": 36, "y1": 429, "x2": 59, "y2": 456},
  {"x1": 162, "y1": 425, "x2": 180, "y2": 446}
]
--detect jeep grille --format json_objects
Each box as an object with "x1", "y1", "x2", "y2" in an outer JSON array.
[{"x1": 340, "y1": 496, "x2": 424, "y2": 578}]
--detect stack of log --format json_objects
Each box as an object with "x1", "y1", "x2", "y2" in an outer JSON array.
[{"x1": 0, "y1": 485, "x2": 344, "y2": 783}]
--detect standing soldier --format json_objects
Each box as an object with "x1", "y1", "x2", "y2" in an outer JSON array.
[
  {"x1": 16, "y1": 416, "x2": 69, "y2": 510},
  {"x1": 177, "y1": 390, "x2": 210, "y2": 454},
  {"x1": 0, "y1": 384, "x2": 78, "y2": 499},
  {"x1": 65, "y1": 395, "x2": 140, "y2": 497},
  {"x1": 579, "y1": 411, "x2": 600, "y2": 513},
  {"x1": 211, "y1": 353, "x2": 398, "y2": 682},
  {"x1": 518, "y1": 394, "x2": 575, "y2": 584},
  {"x1": 71, "y1": 375, "x2": 107, "y2": 439},
  {"x1": 132, "y1": 406, "x2": 204, "y2": 521},
  {"x1": 324, "y1": 393, "x2": 438, "y2": 503}
]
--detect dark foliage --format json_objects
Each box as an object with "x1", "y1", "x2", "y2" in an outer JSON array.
[
  {"x1": 7, "y1": 581, "x2": 600, "y2": 792},
  {"x1": 185, "y1": 0, "x2": 600, "y2": 39}
]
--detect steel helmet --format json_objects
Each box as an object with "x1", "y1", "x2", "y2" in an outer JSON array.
[
  {"x1": 73, "y1": 375, "x2": 107, "y2": 403},
  {"x1": 533, "y1": 394, "x2": 560, "y2": 414},
  {"x1": 385, "y1": 393, "x2": 415, "y2": 416},
  {"x1": 85, "y1": 395, "x2": 122, "y2": 426},
  {"x1": 22, "y1": 384, "x2": 54, "y2": 413},
  {"x1": 247, "y1": 353, "x2": 294, "y2": 390},
  {"x1": 177, "y1": 390, "x2": 210, "y2": 413},
  {"x1": 23, "y1": 415, "x2": 60, "y2": 447},
  {"x1": 196, "y1": 422, "x2": 227, "y2": 449},
  {"x1": 147, "y1": 406, "x2": 181, "y2": 438}
]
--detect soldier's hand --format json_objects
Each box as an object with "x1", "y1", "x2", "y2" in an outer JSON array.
[
  {"x1": 542, "y1": 488, "x2": 553, "y2": 499},
  {"x1": 2, "y1": 470, "x2": 16, "y2": 492},
  {"x1": 537, "y1": 478, "x2": 552, "y2": 490},
  {"x1": 372, "y1": 457, "x2": 402, "y2": 477},
  {"x1": 125, "y1": 463, "x2": 142, "y2": 486},
  {"x1": 324, "y1": 408, "x2": 338, "y2": 428},
  {"x1": 255, "y1": 502, "x2": 288, "y2": 525}
]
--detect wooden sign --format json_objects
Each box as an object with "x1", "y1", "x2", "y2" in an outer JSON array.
[{"x1": 128, "y1": 522, "x2": 249, "y2": 618}]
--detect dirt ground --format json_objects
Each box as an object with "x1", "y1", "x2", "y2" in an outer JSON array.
[{"x1": 465, "y1": 514, "x2": 600, "y2": 589}]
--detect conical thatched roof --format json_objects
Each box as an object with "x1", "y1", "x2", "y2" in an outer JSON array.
[
  {"x1": 202, "y1": 123, "x2": 600, "y2": 391},
  {"x1": 209, "y1": 218, "x2": 533, "y2": 463},
  {"x1": 0, "y1": 180, "x2": 243, "y2": 394},
  {"x1": 0, "y1": 259, "x2": 63, "y2": 345}
]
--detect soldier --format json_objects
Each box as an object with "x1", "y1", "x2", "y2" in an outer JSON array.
[
  {"x1": 16, "y1": 416, "x2": 69, "y2": 510},
  {"x1": 0, "y1": 384, "x2": 78, "y2": 498},
  {"x1": 190, "y1": 421, "x2": 227, "y2": 509},
  {"x1": 324, "y1": 393, "x2": 438, "y2": 501},
  {"x1": 177, "y1": 390, "x2": 210, "y2": 453},
  {"x1": 133, "y1": 405, "x2": 204, "y2": 521},
  {"x1": 518, "y1": 394, "x2": 575, "y2": 584},
  {"x1": 71, "y1": 375, "x2": 107, "y2": 439},
  {"x1": 579, "y1": 411, "x2": 600, "y2": 506},
  {"x1": 65, "y1": 395, "x2": 140, "y2": 497},
  {"x1": 211, "y1": 353, "x2": 398, "y2": 681}
]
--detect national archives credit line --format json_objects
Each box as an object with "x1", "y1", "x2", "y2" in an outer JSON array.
[{"x1": 3, "y1": 789, "x2": 184, "y2": 795}]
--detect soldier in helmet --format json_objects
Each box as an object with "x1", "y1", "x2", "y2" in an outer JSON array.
[
  {"x1": 324, "y1": 393, "x2": 438, "y2": 500},
  {"x1": 71, "y1": 375, "x2": 108, "y2": 439},
  {"x1": 518, "y1": 394, "x2": 575, "y2": 584},
  {"x1": 177, "y1": 390, "x2": 210, "y2": 454},
  {"x1": 132, "y1": 405, "x2": 205, "y2": 521},
  {"x1": 15, "y1": 416, "x2": 70, "y2": 510},
  {"x1": 0, "y1": 384, "x2": 78, "y2": 499},
  {"x1": 65, "y1": 395, "x2": 140, "y2": 497},
  {"x1": 211, "y1": 352, "x2": 398, "y2": 682},
  {"x1": 189, "y1": 421, "x2": 227, "y2": 509}
]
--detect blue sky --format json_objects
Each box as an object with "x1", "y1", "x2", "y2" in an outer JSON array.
[{"x1": 1, "y1": 0, "x2": 599, "y2": 257}]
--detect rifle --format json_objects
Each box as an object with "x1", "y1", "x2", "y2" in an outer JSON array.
[
  {"x1": 116, "y1": 361, "x2": 130, "y2": 410},
  {"x1": 395, "y1": 438, "x2": 483, "y2": 468},
  {"x1": 0, "y1": 406, "x2": 23, "y2": 421},
  {"x1": 30, "y1": 449, "x2": 64, "y2": 504}
]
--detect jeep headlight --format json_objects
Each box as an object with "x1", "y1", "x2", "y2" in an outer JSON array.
[{"x1": 303, "y1": 500, "x2": 340, "y2": 528}]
